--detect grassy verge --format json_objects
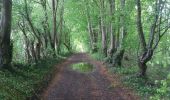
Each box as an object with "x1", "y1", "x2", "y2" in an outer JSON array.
[
  {"x1": 91, "y1": 52, "x2": 170, "y2": 100},
  {"x1": 0, "y1": 54, "x2": 71, "y2": 100},
  {"x1": 108, "y1": 64, "x2": 170, "y2": 100}
]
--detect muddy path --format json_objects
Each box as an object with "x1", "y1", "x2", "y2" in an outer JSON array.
[{"x1": 42, "y1": 53, "x2": 139, "y2": 100}]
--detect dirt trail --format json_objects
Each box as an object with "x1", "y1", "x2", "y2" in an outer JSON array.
[{"x1": 42, "y1": 53, "x2": 139, "y2": 100}]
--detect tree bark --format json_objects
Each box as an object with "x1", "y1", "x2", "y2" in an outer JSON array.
[
  {"x1": 138, "y1": 49, "x2": 153, "y2": 77},
  {"x1": 111, "y1": 0, "x2": 126, "y2": 66},
  {"x1": 85, "y1": 0, "x2": 98, "y2": 53},
  {"x1": 100, "y1": 0, "x2": 107, "y2": 57},
  {"x1": 112, "y1": 49, "x2": 125, "y2": 66},
  {"x1": 107, "y1": 0, "x2": 116, "y2": 57},
  {"x1": 18, "y1": 20, "x2": 32, "y2": 63},
  {"x1": 0, "y1": 0, "x2": 12, "y2": 68},
  {"x1": 52, "y1": 0, "x2": 59, "y2": 56},
  {"x1": 41, "y1": 0, "x2": 50, "y2": 49},
  {"x1": 136, "y1": 0, "x2": 149, "y2": 77},
  {"x1": 136, "y1": 0, "x2": 165, "y2": 77},
  {"x1": 136, "y1": 0, "x2": 147, "y2": 52}
]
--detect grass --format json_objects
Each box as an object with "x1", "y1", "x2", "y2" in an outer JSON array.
[
  {"x1": 91, "y1": 52, "x2": 170, "y2": 100},
  {"x1": 91, "y1": 52, "x2": 106, "y2": 61},
  {"x1": 0, "y1": 54, "x2": 71, "y2": 100},
  {"x1": 108, "y1": 63, "x2": 170, "y2": 100}
]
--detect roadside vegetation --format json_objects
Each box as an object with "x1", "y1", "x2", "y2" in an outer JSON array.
[{"x1": 0, "y1": 0, "x2": 169, "y2": 99}]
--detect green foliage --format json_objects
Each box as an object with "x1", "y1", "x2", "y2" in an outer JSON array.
[
  {"x1": 91, "y1": 52, "x2": 106, "y2": 61},
  {"x1": 12, "y1": 31, "x2": 25, "y2": 63},
  {"x1": 150, "y1": 75, "x2": 170, "y2": 100},
  {"x1": 64, "y1": 0, "x2": 90, "y2": 52},
  {"x1": 110, "y1": 66, "x2": 138, "y2": 75},
  {"x1": 0, "y1": 58, "x2": 61, "y2": 100},
  {"x1": 1, "y1": 0, "x2": 170, "y2": 99},
  {"x1": 108, "y1": 65, "x2": 170, "y2": 100}
]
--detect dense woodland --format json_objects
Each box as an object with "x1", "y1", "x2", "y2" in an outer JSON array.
[{"x1": 0, "y1": 0, "x2": 170, "y2": 99}]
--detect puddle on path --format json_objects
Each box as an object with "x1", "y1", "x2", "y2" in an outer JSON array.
[{"x1": 70, "y1": 62, "x2": 94, "y2": 73}]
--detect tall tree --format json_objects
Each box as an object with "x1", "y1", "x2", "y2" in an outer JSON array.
[
  {"x1": 136, "y1": 0, "x2": 170, "y2": 77},
  {"x1": 100, "y1": 0, "x2": 107, "y2": 57},
  {"x1": 0, "y1": 0, "x2": 12, "y2": 68},
  {"x1": 85, "y1": 0, "x2": 98, "y2": 53},
  {"x1": 52, "y1": 0, "x2": 59, "y2": 55},
  {"x1": 107, "y1": 0, "x2": 116, "y2": 58}
]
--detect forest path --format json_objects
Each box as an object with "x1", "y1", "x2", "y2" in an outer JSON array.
[{"x1": 42, "y1": 53, "x2": 139, "y2": 100}]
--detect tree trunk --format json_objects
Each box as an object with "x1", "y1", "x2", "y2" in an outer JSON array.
[
  {"x1": 107, "y1": 0, "x2": 115, "y2": 57},
  {"x1": 41, "y1": 0, "x2": 50, "y2": 49},
  {"x1": 136, "y1": 0, "x2": 147, "y2": 52},
  {"x1": 18, "y1": 20, "x2": 32, "y2": 63},
  {"x1": 136, "y1": 0, "x2": 158, "y2": 77},
  {"x1": 0, "y1": 0, "x2": 12, "y2": 68},
  {"x1": 85, "y1": 1, "x2": 98, "y2": 53},
  {"x1": 138, "y1": 49, "x2": 153, "y2": 77},
  {"x1": 111, "y1": 0, "x2": 126, "y2": 66},
  {"x1": 36, "y1": 42, "x2": 41, "y2": 60},
  {"x1": 57, "y1": 0, "x2": 64, "y2": 54},
  {"x1": 112, "y1": 49, "x2": 125, "y2": 66},
  {"x1": 31, "y1": 41, "x2": 38, "y2": 63},
  {"x1": 100, "y1": 0, "x2": 107, "y2": 57},
  {"x1": 138, "y1": 60, "x2": 147, "y2": 77},
  {"x1": 119, "y1": 0, "x2": 126, "y2": 48},
  {"x1": 52, "y1": 0, "x2": 59, "y2": 56}
]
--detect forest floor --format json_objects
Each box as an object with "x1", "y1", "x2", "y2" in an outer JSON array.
[{"x1": 41, "y1": 53, "x2": 140, "y2": 100}]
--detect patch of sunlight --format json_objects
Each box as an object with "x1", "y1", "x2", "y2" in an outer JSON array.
[
  {"x1": 73, "y1": 39, "x2": 86, "y2": 52},
  {"x1": 76, "y1": 42, "x2": 84, "y2": 52},
  {"x1": 71, "y1": 62, "x2": 94, "y2": 73}
]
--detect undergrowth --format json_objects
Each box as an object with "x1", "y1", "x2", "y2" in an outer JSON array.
[
  {"x1": 91, "y1": 52, "x2": 170, "y2": 100},
  {"x1": 109, "y1": 65, "x2": 170, "y2": 100},
  {"x1": 0, "y1": 54, "x2": 71, "y2": 100},
  {"x1": 91, "y1": 52, "x2": 105, "y2": 61}
]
